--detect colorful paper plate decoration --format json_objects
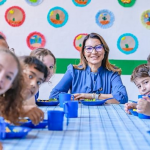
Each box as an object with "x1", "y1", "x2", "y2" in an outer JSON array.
[
  {"x1": 141, "y1": 10, "x2": 150, "y2": 30},
  {"x1": 47, "y1": 7, "x2": 68, "y2": 28},
  {"x1": 73, "y1": 33, "x2": 88, "y2": 51},
  {"x1": 0, "y1": 0, "x2": 6, "y2": 5},
  {"x1": 95, "y1": 9, "x2": 115, "y2": 29},
  {"x1": 25, "y1": 0, "x2": 43, "y2": 6},
  {"x1": 0, "y1": 32, "x2": 6, "y2": 39},
  {"x1": 118, "y1": 0, "x2": 136, "y2": 7},
  {"x1": 5, "y1": 6, "x2": 25, "y2": 27},
  {"x1": 72, "y1": 0, "x2": 91, "y2": 7},
  {"x1": 117, "y1": 33, "x2": 138, "y2": 55},
  {"x1": 26, "y1": 32, "x2": 46, "y2": 50}
]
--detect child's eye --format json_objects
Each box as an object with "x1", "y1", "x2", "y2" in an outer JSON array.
[
  {"x1": 6, "y1": 75, "x2": 12, "y2": 80},
  {"x1": 49, "y1": 66, "x2": 54, "y2": 69},
  {"x1": 137, "y1": 85, "x2": 141, "y2": 89},
  {"x1": 37, "y1": 81, "x2": 42, "y2": 85},
  {"x1": 144, "y1": 81, "x2": 149, "y2": 84},
  {"x1": 29, "y1": 75, "x2": 33, "y2": 79}
]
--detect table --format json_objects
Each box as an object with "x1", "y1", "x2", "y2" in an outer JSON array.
[{"x1": 2, "y1": 104, "x2": 150, "y2": 150}]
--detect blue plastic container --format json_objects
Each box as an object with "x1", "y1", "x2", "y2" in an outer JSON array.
[
  {"x1": 47, "y1": 110, "x2": 64, "y2": 131},
  {"x1": 129, "y1": 109, "x2": 138, "y2": 116},
  {"x1": 138, "y1": 113, "x2": 150, "y2": 119}
]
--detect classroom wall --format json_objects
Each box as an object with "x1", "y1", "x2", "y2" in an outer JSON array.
[{"x1": 0, "y1": 0, "x2": 149, "y2": 101}]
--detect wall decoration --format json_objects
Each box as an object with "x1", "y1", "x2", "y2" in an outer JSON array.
[
  {"x1": 26, "y1": 32, "x2": 46, "y2": 50},
  {"x1": 0, "y1": 32, "x2": 6, "y2": 39},
  {"x1": 117, "y1": 33, "x2": 138, "y2": 55},
  {"x1": 118, "y1": 0, "x2": 136, "y2": 7},
  {"x1": 141, "y1": 10, "x2": 150, "y2": 30},
  {"x1": 72, "y1": 0, "x2": 91, "y2": 7},
  {"x1": 5, "y1": 6, "x2": 25, "y2": 27},
  {"x1": 47, "y1": 6, "x2": 68, "y2": 28},
  {"x1": 73, "y1": 33, "x2": 88, "y2": 51},
  {"x1": 25, "y1": 0, "x2": 43, "y2": 6},
  {"x1": 95, "y1": 9, "x2": 114, "y2": 29},
  {"x1": 0, "y1": 0, "x2": 6, "y2": 5}
]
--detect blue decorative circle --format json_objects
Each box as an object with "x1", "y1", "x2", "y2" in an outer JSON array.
[
  {"x1": 95, "y1": 9, "x2": 115, "y2": 29},
  {"x1": 47, "y1": 7, "x2": 68, "y2": 28},
  {"x1": 25, "y1": 0, "x2": 43, "y2": 6},
  {"x1": 0, "y1": 0, "x2": 6, "y2": 5},
  {"x1": 117, "y1": 33, "x2": 138, "y2": 55},
  {"x1": 72, "y1": 0, "x2": 91, "y2": 7}
]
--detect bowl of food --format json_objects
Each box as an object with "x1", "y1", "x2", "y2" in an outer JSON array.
[{"x1": 36, "y1": 98, "x2": 59, "y2": 106}]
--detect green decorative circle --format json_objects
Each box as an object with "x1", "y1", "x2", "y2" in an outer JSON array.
[
  {"x1": 118, "y1": 0, "x2": 136, "y2": 7},
  {"x1": 141, "y1": 10, "x2": 150, "y2": 30}
]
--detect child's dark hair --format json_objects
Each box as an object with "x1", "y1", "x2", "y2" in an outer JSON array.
[
  {"x1": 30, "y1": 48, "x2": 56, "y2": 65},
  {"x1": 131, "y1": 64, "x2": 150, "y2": 82},
  {"x1": 0, "y1": 50, "x2": 24, "y2": 125},
  {"x1": 19, "y1": 56, "x2": 48, "y2": 80},
  {"x1": 0, "y1": 35, "x2": 5, "y2": 40}
]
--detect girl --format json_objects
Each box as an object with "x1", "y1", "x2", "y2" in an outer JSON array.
[{"x1": 0, "y1": 49, "x2": 24, "y2": 124}]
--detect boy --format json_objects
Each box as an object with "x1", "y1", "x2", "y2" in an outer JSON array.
[
  {"x1": 125, "y1": 61, "x2": 150, "y2": 116},
  {"x1": 20, "y1": 56, "x2": 48, "y2": 125}
]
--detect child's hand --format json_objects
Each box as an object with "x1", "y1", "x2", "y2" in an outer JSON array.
[
  {"x1": 23, "y1": 106, "x2": 44, "y2": 125},
  {"x1": 124, "y1": 103, "x2": 137, "y2": 114},
  {"x1": 137, "y1": 96, "x2": 150, "y2": 116}
]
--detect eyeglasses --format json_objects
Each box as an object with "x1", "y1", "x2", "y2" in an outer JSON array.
[{"x1": 84, "y1": 44, "x2": 103, "y2": 53}]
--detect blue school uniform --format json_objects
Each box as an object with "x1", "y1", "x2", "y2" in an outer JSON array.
[
  {"x1": 35, "y1": 91, "x2": 39, "y2": 101},
  {"x1": 49, "y1": 64, "x2": 128, "y2": 104}
]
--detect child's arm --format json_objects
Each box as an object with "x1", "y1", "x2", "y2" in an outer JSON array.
[
  {"x1": 137, "y1": 96, "x2": 150, "y2": 116},
  {"x1": 21, "y1": 105, "x2": 44, "y2": 125},
  {"x1": 124, "y1": 103, "x2": 137, "y2": 114}
]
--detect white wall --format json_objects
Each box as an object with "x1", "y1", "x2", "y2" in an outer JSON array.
[{"x1": 0, "y1": 0, "x2": 148, "y2": 101}]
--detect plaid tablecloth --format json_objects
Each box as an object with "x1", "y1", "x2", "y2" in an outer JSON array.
[{"x1": 2, "y1": 104, "x2": 150, "y2": 150}]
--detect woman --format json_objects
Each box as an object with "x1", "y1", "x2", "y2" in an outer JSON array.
[{"x1": 50, "y1": 33, "x2": 128, "y2": 104}]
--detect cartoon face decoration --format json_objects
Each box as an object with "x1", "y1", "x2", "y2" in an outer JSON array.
[
  {"x1": 141, "y1": 10, "x2": 150, "y2": 29},
  {"x1": 117, "y1": 33, "x2": 138, "y2": 55},
  {"x1": 118, "y1": 0, "x2": 136, "y2": 7},
  {"x1": 72, "y1": 0, "x2": 91, "y2": 7},
  {"x1": 95, "y1": 10, "x2": 115, "y2": 29},
  {"x1": 26, "y1": 32, "x2": 46, "y2": 50},
  {"x1": 73, "y1": 33, "x2": 88, "y2": 51},
  {"x1": 47, "y1": 7, "x2": 68, "y2": 28},
  {"x1": 5, "y1": 6, "x2": 25, "y2": 27}
]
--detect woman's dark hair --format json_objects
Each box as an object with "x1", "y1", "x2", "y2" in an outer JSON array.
[
  {"x1": 73, "y1": 33, "x2": 121, "y2": 74},
  {"x1": 19, "y1": 56, "x2": 48, "y2": 80},
  {"x1": 131, "y1": 64, "x2": 150, "y2": 82},
  {"x1": 0, "y1": 50, "x2": 24, "y2": 124}
]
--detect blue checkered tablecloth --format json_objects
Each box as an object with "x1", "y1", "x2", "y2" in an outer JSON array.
[{"x1": 2, "y1": 104, "x2": 150, "y2": 150}]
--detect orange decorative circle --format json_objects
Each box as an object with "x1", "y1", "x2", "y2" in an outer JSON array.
[
  {"x1": 5, "y1": 6, "x2": 25, "y2": 27},
  {"x1": 73, "y1": 33, "x2": 88, "y2": 51}
]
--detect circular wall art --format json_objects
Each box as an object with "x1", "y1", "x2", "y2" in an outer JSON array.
[
  {"x1": 47, "y1": 6, "x2": 68, "y2": 28},
  {"x1": 0, "y1": 0, "x2": 6, "y2": 5},
  {"x1": 141, "y1": 10, "x2": 150, "y2": 30},
  {"x1": 26, "y1": 32, "x2": 46, "y2": 50},
  {"x1": 25, "y1": 0, "x2": 43, "y2": 6},
  {"x1": 118, "y1": 0, "x2": 136, "y2": 7},
  {"x1": 72, "y1": 0, "x2": 91, "y2": 7},
  {"x1": 0, "y1": 32, "x2": 6, "y2": 39},
  {"x1": 117, "y1": 33, "x2": 138, "y2": 55},
  {"x1": 95, "y1": 9, "x2": 115, "y2": 29},
  {"x1": 73, "y1": 33, "x2": 88, "y2": 51},
  {"x1": 5, "y1": 6, "x2": 25, "y2": 27}
]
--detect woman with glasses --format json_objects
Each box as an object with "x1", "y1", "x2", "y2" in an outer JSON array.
[{"x1": 50, "y1": 33, "x2": 128, "y2": 104}]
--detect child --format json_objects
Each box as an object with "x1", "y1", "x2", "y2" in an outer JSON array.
[
  {"x1": 124, "y1": 63, "x2": 150, "y2": 116},
  {"x1": 19, "y1": 56, "x2": 48, "y2": 125},
  {"x1": 0, "y1": 49, "x2": 24, "y2": 124},
  {"x1": 24, "y1": 48, "x2": 56, "y2": 105}
]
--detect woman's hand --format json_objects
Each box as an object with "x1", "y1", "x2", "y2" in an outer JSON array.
[
  {"x1": 137, "y1": 96, "x2": 150, "y2": 116},
  {"x1": 124, "y1": 103, "x2": 137, "y2": 114},
  {"x1": 73, "y1": 93, "x2": 92, "y2": 100}
]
